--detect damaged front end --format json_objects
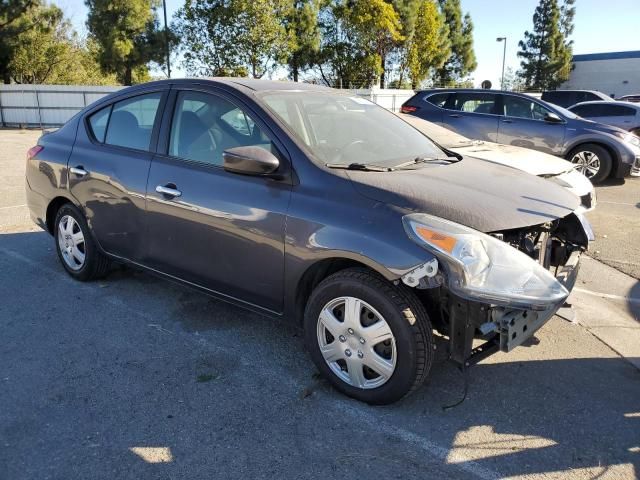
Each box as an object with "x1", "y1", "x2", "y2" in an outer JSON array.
[{"x1": 401, "y1": 211, "x2": 591, "y2": 367}]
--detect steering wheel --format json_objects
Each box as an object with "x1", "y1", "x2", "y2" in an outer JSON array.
[{"x1": 334, "y1": 139, "x2": 366, "y2": 164}]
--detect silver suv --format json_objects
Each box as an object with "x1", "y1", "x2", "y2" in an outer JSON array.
[{"x1": 401, "y1": 89, "x2": 640, "y2": 183}]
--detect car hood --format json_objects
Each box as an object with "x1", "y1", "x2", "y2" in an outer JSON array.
[
  {"x1": 345, "y1": 158, "x2": 580, "y2": 232},
  {"x1": 450, "y1": 142, "x2": 572, "y2": 176},
  {"x1": 575, "y1": 117, "x2": 628, "y2": 135}
]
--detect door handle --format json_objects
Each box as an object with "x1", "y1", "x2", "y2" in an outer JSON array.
[
  {"x1": 448, "y1": 114, "x2": 461, "y2": 118},
  {"x1": 156, "y1": 184, "x2": 182, "y2": 198},
  {"x1": 70, "y1": 166, "x2": 88, "y2": 177},
  {"x1": 501, "y1": 119, "x2": 514, "y2": 124}
]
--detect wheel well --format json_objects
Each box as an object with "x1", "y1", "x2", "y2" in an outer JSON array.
[
  {"x1": 45, "y1": 197, "x2": 72, "y2": 235},
  {"x1": 294, "y1": 258, "x2": 375, "y2": 324},
  {"x1": 567, "y1": 142, "x2": 619, "y2": 174}
]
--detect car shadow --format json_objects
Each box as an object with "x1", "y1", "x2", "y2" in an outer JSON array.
[{"x1": 1, "y1": 230, "x2": 638, "y2": 479}]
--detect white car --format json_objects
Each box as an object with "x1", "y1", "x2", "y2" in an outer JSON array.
[{"x1": 400, "y1": 114, "x2": 597, "y2": 212}]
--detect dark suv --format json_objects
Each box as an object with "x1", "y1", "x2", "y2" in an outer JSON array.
[
  {"x1": 401, "y1": 89, "x2": 640, "y2": 183},
  {"x1": 26, "y1": 79, "x2": 591, "y2": 404},
  {"x1": 541, "y1": 89, "x2": 612, "y2": 108}
]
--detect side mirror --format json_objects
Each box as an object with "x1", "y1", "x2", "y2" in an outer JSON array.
[
  {"x1": 223, "y1": 146, "x2": 279, "y2": 176},
  {"x1": 544, "y1": 112, "x2": 563, "y2": 124}
]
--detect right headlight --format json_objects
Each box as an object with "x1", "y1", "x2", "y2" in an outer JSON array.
[
  {"x1": 613, "y1": 131, "x2": 640, "y2": 148},
  {"x1": 403, "y1": 213, "x2": 569, "y2": 310}
]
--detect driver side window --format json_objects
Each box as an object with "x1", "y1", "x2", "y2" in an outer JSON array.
[
  {"x1": 503, "y1": 96, "x2": 551, "y2": 121},
  {"x1": 168, "y1": 91, "x2": 274, "y2": 166}
]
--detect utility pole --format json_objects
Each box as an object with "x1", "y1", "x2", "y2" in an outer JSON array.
[
  {"x1": 162, "y1": 0, "x2": 171, "y2": 78},
  {"x1": 496, "y1": 37, "x2": 507, "y2": 90}
]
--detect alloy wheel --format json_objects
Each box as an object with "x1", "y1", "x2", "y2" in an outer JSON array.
[
  {"x1": 316, "y1": 296, "x2": 396, "y2": 389},
  {"x1": 57, "y1": 215, "x2": 86, "y2": 271},
  {"x1": 571, "y1": 151, "x2": 601, "y2": 178}
]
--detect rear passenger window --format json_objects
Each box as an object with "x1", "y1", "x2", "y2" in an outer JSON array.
[
  {"x1": 451, "y1": 93, "x2": 496, "y2": 114},
  {"x1": 88, "y1": 106, "x2": 110, "y2": 143},
  {"x1": 605, "y1": 105, "x2": 636, "y2": 116},
  {"x1": 104, "y1": 93, "x2": 162, "y2": 151},
  {"x1": 425, "y1": 93, "x2": 449, "y2": 107}
]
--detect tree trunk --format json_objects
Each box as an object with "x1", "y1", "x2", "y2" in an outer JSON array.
[
  {"x1": 124, "y1": 66, "x2": 132, "y2": 86},
  {"x1": 3, "y1": 72, "x2": 10, "y2": 84},
  {"x1": 379, "y1": 54, "x2": 386, "y2": 88}
]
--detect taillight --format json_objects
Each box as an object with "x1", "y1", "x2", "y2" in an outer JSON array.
[
  {"x1": 400, "y1": 105, "x2": 418, "y2": 113},
  {"x1": 27, "y1": 145, "x2": 43, "y2": 161}
]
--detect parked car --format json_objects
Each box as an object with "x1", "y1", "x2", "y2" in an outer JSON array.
[
  {"x1": 541, "y1": 90, "x2": 611, "y2": 108},
  {"x1": 400, "y1": 89, "x2": 640, "y2": 183},
  {"x1": 399, "y1": 114, "x2": 596, "y2": 212},
  {"x1": 26, "y1": 79, "x2": 592, "y2": 404},
  {"x1": 618, "y1": 94, "x2": 640, "y2": 104},
  {"x1": 568, "y1": 101, "x2": 640, "y2": 135}
]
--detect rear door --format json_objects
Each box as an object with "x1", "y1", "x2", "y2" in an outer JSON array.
[
  {"x1": 587, "y1": 104, "x2": 636, "y2": 130},
  {"x1": 68, "y1": 88, "x2": 168, "y2": 260},
  {"x1": 497, "y1": 94, "x2": 566, "y2": 154},
  {"x1": 144, "y1": 87, "x2": 292, "y2": 313},
  {"x1": 440, "y1": 92, "x2": 500, "y2": 141}
]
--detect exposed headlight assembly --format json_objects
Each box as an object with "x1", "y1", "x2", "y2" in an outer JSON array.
[
  {"x1": 403, "y1": 213, "x2": 569, "y2": 310},
  {"x1": 613, "y1": 131, "x2": 640, "y2": 148}
]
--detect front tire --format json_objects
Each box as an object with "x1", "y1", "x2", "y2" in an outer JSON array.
[
  {"x1": 568, "y1": 143, "x2": 612, "y2": 183},
  {"x1": 54, "y1": 203, "x2": 110, "y2": 281},
  {"x1": 304, "y1": 268, "x2": 434, "y2": 404}
]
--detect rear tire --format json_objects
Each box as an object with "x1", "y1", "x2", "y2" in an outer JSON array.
[
  {"x1": 54, "y1": 203, "x2": 110, "y2": 281},
  {"x1": 567, "y1": 143, "x2": 612, "y2": 184},
  {"x1": 304, "y1": 268, "x2": 434, "y2": 405}
]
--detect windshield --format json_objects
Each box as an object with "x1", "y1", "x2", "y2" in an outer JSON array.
[
  {"x1": 400, "y1": 115, "x2": 479, "y2": 147},
  {"x1": 552, "y1": 104, "x2": 579, "y2": 119},
  {"x1": 260, "y1": 91, "x2": 445, "y2": 167}
]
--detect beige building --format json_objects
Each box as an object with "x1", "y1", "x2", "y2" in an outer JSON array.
[{"x1": 560, "y1": 50, "x2": 640, "y2": 98}]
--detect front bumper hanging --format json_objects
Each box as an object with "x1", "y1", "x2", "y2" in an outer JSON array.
[{"x1": 449, "y1": 250, "x2": 581, "y2": 366}]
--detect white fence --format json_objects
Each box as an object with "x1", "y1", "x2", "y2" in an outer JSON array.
[
  {"x1": 0, "y1": 84, "x2": 415, "y2": 128},
  {"x1": 0, "y1": 84, "x2": 123, "y2": 127}
]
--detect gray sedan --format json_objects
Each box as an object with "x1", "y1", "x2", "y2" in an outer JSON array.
[
  {"x1": 26, "y1": 79, "x2": 591, "y2": 404},
  {"x1": 569, "y1": 101, "x2": 640, "y2": 135},
  {"x1": 401, "y1": 89, "x2": 640, "y2": 183}
]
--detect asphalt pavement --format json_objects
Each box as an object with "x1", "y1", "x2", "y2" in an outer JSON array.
[{"x1": 1, "y1": 129, "x2": 639, "y2": 480}]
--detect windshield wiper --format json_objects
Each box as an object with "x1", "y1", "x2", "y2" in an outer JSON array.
[
  {"x1": 394, "y1": 156, "x2": 461, "y2": 169},
  {"x1": 325, "y1": 162, "x2": 394, "y2": 172}
]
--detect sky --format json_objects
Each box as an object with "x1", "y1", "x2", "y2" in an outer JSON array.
[{"x1": 57, "y1": 0, "x2": 640, "y2": 87}]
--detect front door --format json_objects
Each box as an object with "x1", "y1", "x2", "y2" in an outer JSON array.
[
  {"x1": 144, "y1": 89, "x2": 292, "y2": 313},
  {"x1": 497, "y1": 94, "x2": 566, "y2": 154}
]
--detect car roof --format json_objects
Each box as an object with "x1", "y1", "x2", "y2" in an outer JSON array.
[
  {"x1": 418, "y1": 89, "x2": 540, "y2": 98},
  {"x1": 571, "y1": 100, "x2": 640, "y2": 109},
  {"x1": 545, "y1": 89, "x2": 607, "y2": 95},
  {"x1": 103, "y1": 78, "x2": 333, "y2": 100}
]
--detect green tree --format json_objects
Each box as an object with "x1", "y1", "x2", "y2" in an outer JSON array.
[
  {"x1": 0, "y1": 0, "x2": 38, "y2": 83},
  {"x1": 501, "y1": 67, "x2": 525, "y2": 92},
  {"x1": 315, "y1": 0, "x2": 402, "y2": 88},
  {"x1": 517, "y1": 0, "x2": 574, "y2": 90},
  {"x1": 8, "y1": 3, "x2": 69, "y2": 84},
  {"x1": 403, "y1": 0, "x2": 449, "y2": 89},
  {"x1": 286, "y1": 0, "x2": 321, "y2": 82},
  {"x1": 434, "y1": 0, "x2": 476, "y2": 85},
  {"x1": 234, "y1": 0, "x2": 294, "y2": 78},
  {"x1": 8, "y1": 2, "x2": 118, "y2": 85},
  {"x1": 86, "y1": 0, "x2": 166, "y2": 85},
  {"x1": 175, "y1": 0, "x2": 293, "y2": 79}
]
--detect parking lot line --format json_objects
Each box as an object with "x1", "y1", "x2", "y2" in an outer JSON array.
[
  {"x1": 340, "y1": 402, "x2": 501, "y2": 480},
  {"x1": 574, "y1": 287, "x2": 640, "y2": 306},
  {"x1": 0, "y1": 204, "x2": 26, "y2": 210}
]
